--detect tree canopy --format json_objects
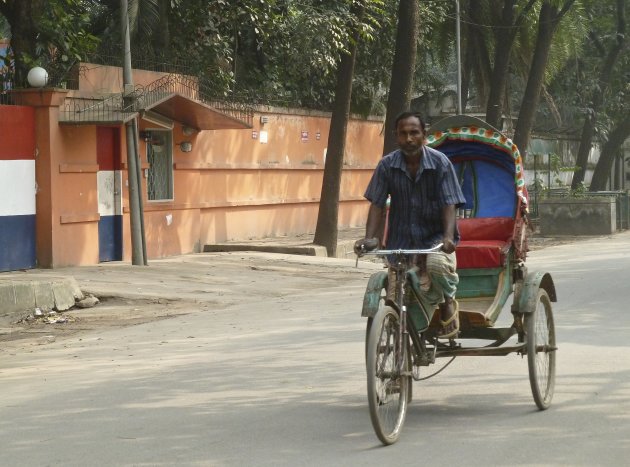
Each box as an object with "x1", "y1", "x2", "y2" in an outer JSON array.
[{"x1": 1, "y1": 0, "x2": 628, "y2": 190}]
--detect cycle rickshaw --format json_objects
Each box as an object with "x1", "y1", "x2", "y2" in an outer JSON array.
[{"x1": 359, "y1": 115, "x2": 557, "y2": 445}]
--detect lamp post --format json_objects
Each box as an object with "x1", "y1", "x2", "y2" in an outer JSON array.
[
  {"x1": 455, "y1": 0, "x2": 463, "y2": 115},
  {"x1": 121, "y1": 0, "x2": 147, "y2": 265}
]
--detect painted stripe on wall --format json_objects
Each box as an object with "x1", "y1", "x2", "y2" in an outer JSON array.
[
  {"x1": 97, "y1": 127, "x2": 123, "y2": 262},
  {"x1": 0, "y1": 214, "x2": 36, "y2": 271},
  {"x1": 0, "y1": 106, "x2": 35, "y2": 160},
  {"x1": 98, "y1": 215, "x2": 123, "y2": 262},
  {"x1": 0, "y1": 159, "x2": 36, "y2": 216},
  {"x1": 97, "y1": 170, "x2": 122, "y2": 216},
  {"x1": 96, "y1": 127, "x2": 121, "y2": 170}
]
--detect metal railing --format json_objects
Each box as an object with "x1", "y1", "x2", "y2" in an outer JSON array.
[
  {"x1": 529, "y1": 187, "x2": 630, "y2": 230},
  {"x1": 59, "y1": 93, "x2": 136, "y2": 124},
  {"x1": 1, "y1": 55, "x2": 254, "y2": 128}
]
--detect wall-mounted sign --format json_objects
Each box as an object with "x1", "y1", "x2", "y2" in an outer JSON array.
[
  {"x1": 301, "y1": 130, "x2": 308, "y2": 143},
  {"x1": 316, "y1": 131, "x2": 321, "y2": 141},
  {"x1": 252, "y1": 130, "x2": 258, "y2": 139},
  {"x1": 260, "y1": 130, "x2": 268, "y2": 144}
]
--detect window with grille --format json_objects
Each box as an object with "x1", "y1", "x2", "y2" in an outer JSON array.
[{"x1": 146, "y1": 130, "x2": 173, "y2": 201}]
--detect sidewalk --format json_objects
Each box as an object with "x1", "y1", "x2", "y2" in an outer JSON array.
[{"x1": 0, "y1": 228, "x2": 365, "y2": 337}]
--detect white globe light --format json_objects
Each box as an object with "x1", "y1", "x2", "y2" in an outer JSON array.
[{"x1": 27, "y1": 67, "x2": 48, "y2": 88}]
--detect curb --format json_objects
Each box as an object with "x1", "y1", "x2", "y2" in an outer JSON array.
[
  {"x1": 203, "y1": 239, "x2": 359, "y2": 260},
  {"x1": 0, "y1": 277, "x2": 83, "y2": 316},
  {"x1": 203, "y1": 243, "x2": 328, "y2": 256}
]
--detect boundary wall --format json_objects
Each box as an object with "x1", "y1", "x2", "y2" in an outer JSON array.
[
  {"x1": 0, "y1": 105, "x2": 36, "y2": 271},
  {"x1": 138, "y1": 108, "x2": 384, "y2": 259},
  {"x1": 2, "y1": 93, "x2": 384, "y2": 267}
]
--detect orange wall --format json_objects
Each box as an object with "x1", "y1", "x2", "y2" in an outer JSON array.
[
  {"x1": 77, "y1": 64, "x2": 171, "y2": 93},
  {"x1": 20, "y1": 87, "x2": 384, "y2": 266},
  {"x1": 54, "y1": 125, "x2": 100, "y2": 266},
  {"x1": 11, "y1": 90, "x2": 101, "y2": 267},
  {"x1": 130, "y1": 109, "x2": 382, "y2": 260}
]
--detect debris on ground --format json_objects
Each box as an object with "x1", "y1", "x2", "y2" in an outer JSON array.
[
  {"x1": 14, "y1": 309, "x2": 76, "y2": 325},
  {"x1": 75, "y1": 294, "x2": 100, "y2": 308}
]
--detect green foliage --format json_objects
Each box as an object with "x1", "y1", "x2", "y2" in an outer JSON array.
[
  {"x1": 352, "y1": 0, "x2": 450, "y2": 116},
  {"x1": 36, "y1": 0, "x2": 101, "y2": 78},
  {"x1": 0, "y1": 0, "x2": 104, "y2": 84},
  {"x1": 2, "y1": 0, "x2": 622, "y2": 134},
  {"x1": 159, "y1": 0, "x2": 385, "y2": 107},
  {"x1": 545, "y1": 0, "x2": 627, "y2": 133},
  {"x1": 531, "y1": 152, "x2": 581, "y2": 194},
  {"x1": 570, "y1": 181, "x2": 588, "y2": 197}
]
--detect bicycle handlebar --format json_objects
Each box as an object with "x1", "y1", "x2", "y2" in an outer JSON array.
[{"x1": 362, "y1": 243, "x2": 444, "y2": 256}]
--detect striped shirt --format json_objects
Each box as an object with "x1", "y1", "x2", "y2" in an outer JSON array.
[{"x1": 364, "y1": 146, "x2": 466, "y2": 250}]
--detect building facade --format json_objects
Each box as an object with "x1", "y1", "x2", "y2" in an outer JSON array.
[{"x1": 0, "y1": 63, "x2": 383, "y2": 270}]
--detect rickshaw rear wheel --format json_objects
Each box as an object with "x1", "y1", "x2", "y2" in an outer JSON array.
[
  {"x1": 525, "y1": 288, "x2": 556, "y2": 410},
  {"x1": 366, "y1": 305, "x2": 409, "y2": 445}
]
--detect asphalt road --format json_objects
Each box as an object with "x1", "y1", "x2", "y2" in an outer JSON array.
[{"x1": 1, "y1": 232, "x2": 629, "y2": 466}]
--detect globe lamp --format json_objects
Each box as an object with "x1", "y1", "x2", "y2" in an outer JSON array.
[{"x1": 27, "y1": 67, "x2": 49, "y2": 88}]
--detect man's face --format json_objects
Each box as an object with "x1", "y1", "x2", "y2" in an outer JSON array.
[{"x1": 396, "y1": 116, "x2": 425, "y2": 157}]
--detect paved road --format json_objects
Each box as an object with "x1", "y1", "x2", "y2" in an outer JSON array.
[{"x1": 1, "y1": 233, "x2": 629, "y2": 466}]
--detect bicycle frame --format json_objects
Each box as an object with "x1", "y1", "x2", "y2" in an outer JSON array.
[
  {"x1": 363, "y1": 245, "x2": 532, "y2": 373},
  {"x1": 363, "y1": 246, "x2": 443, "y2": 376}
]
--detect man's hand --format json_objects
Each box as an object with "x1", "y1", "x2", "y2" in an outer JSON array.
[
  {"x1": 354, "y1": 237, "x2": 379, "y2": 256},
  {"x1": 441, "y1": 237, "x2": 456, "y2": 254}
]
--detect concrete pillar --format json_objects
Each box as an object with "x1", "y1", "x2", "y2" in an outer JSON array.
[{"x1": 11, "y1": 89, "x2": 69, "y2": 268}]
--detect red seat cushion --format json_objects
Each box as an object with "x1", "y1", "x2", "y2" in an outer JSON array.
[
  {"x1": 459, "y1": 217, "x2": 514, "y2": 242},
  {"x1": 456, "y1": 217, "x2": 515, "y2": 269},
  {"x1": 456, "y1": 240, "x2": 510, "y2": 269}
]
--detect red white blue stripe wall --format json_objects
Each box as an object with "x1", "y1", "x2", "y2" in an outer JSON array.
[{"x1": 0, "y1": 106, "x2": 36, "y2": 271}]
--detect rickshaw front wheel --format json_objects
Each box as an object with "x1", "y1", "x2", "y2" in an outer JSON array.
[
  {"x1": 525, "y1": 288, "x2": 557, "y2": 410},
  {"x1": 366, "y1": 305, "x2": 409, "y2": 445}
]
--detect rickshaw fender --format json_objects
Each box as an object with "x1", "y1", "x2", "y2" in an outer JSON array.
[
  {"x1": 361, "y1": 271, "x2": 388, "y2": 318},
  {"x1": 516, "y1": 271, "x2": 557, "y2": 314}
]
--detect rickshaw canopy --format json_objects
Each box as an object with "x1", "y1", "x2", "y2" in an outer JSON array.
[{"x1": 426, "y1": 115, "x2": 527, "y2": 218}]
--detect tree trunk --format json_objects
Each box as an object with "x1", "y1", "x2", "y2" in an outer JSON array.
[
  {"x1": 572, "y1": 111, "x2": 598, "y2": 190},
  {"x1": 572, "y1": 0, "x2": 626, "y2": 189},
  {"x1": 0, "y1": 0, "x2": 46, "y2": 84},
  {"x1": 485, "y1": 0, "x2": 517, "y2": 128},
  {"x1": 513, "y1": 2, "x2": 562, "y2": 158},
  {"x1": 151, "y1": 0, "x2": 171, "y2": 55},
  {"x1": 485, "y1": 0, "x2": 537, "y2": 128},
  {"x1": 589, "y1": 116, "x2": 630, "y2": 191},
  {"x1": 312, "y1": 14, "x2": 362, "y2": 256},
  {"x1": 466, "y1": 1, "x2": 492, "y2": 107},
  {"x1": 382, "y1": 0, "x2": 419, "y2": 155},
  {"x1": 461, "y1": 29, "x2": 472, "y2": 114}
]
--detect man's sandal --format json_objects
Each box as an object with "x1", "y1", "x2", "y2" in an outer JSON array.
[{"x1": 438, "y1": 300, "x2": 459, "y2": 339}]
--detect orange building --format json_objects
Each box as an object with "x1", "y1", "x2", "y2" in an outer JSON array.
[{"x1": 0, "y1": 63, "x2": 383, "y2": 269}]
